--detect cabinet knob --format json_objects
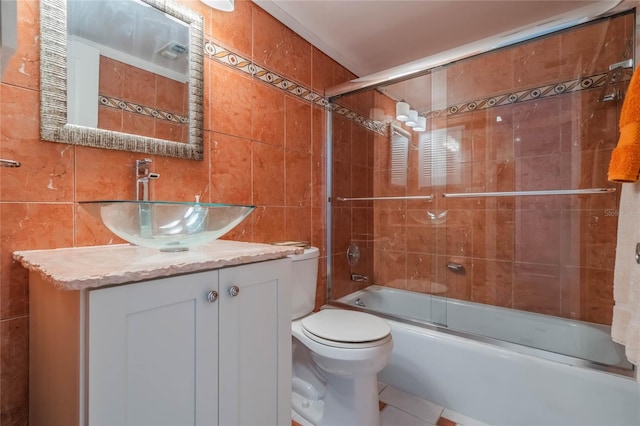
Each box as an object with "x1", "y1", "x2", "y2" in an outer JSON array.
[
  {"x1": 207, "y1": 290, "x2": 218, "y2": 303},
  {"x1": 228, "y1": 285, "x2": 240, "y2": 297}
]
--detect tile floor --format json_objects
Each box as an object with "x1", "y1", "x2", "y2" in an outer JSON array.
[{"x1": 292, "y1": 382, "x2": 490, "y2": 426}]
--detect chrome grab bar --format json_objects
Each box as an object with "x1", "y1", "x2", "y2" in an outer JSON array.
[
  {"x1": 442, "y1": 188, "x2": 615, "y2": 198},
  {"x1": 336, "y1": 195, "x2": 433, "y2": 201}
]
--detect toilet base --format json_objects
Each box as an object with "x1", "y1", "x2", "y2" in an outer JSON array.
[
  {"x1": 292, "y1": 390, "x2": 323, "y2": 425},
  {"x1": 292, "y1": 374, "x2": 381, "y2": 426},
  {"x1": 321, "y1": 374, "x2": 380, "y2": 426}
]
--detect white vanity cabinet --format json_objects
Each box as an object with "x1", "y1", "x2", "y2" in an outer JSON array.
[
  {"x1": 87, "y1": 271, "x2": 219, "y2": 426},
  {"x1": 28, "y1": 256, "x2": 292, "y2": 426}
]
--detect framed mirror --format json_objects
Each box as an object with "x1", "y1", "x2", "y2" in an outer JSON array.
[{"x1": 40, "y1": 0, "x2": 204, "y2": 160}]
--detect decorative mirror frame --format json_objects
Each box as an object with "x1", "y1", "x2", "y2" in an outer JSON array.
[{"x1": 40, "y1": 0, "x2": 204, "y2": 160}]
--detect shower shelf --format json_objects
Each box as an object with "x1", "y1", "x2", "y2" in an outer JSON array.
[
  {"x1": 442, "y1": 188, "x2": 616, "y2": 198},
  {"x1": 336, "y1": 195, "x2": 434, "y2": 202},
  {"x1": 600, "y1": 58, "x2": 633, "y2": 102}
]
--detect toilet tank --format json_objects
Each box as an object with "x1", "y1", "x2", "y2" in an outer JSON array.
[{"x1": 289, "y1": 247, "x2": 319, "y2": 320}]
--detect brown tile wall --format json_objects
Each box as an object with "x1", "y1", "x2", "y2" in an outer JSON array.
[
  {"x1": 0, "y1": 0, "x2": 353, "y2": 423},
  {"x1": 331, "y1": 89, "x2": 378, "y2": 299},
  {"x1": 332, "y1": 13, "x2": 633, "y2": 325},
  {"x1": 98, "y1": 56, "x2": 189, "y2": 143}
]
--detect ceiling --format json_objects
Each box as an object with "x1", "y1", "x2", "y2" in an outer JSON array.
[{"x1": 254, "y1": 0, "x2": 625, "y2": 79}]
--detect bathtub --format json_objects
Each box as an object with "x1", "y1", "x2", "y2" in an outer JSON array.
[{"x1": 333, "y1": 285, "x2": 640, "y2": 426}]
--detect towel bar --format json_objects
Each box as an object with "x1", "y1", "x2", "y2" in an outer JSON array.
[
  {"x1": 336, "y1": 189, "x2": 615, "y2": 201},
  {"x1": 442, "y1": 188, "x2": 616, "y2": 198},
  {"x1": 336, "y1": 195, "x2": 434, "y2": 201}
]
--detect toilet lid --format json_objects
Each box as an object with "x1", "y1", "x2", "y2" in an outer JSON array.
[{"x1": 301, "y1": 310, "x2": 391, "y2": 343}]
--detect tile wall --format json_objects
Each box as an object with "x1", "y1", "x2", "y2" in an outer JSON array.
[
  {"x1": 0, "y1": 0, "x2": 358, "y2": 423},
  {"x1": 98, "y1": 56, "x2": 190, "y2": 143},
  {"x1": 331, "y1": 89, "x2": 387, "y2": 297},
  {"x1": 331, "y1": 13, "x2": 633, "y2": 326}
]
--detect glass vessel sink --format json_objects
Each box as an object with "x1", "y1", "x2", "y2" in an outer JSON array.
[{"x1": 80, "y1": 200, "x2": 255, "y2": 252}]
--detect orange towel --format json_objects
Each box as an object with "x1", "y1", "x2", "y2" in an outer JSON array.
[{"x1": 609, "y1": 66, "x2": 640, "y2": 182}]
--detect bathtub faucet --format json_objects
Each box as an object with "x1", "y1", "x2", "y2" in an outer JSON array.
[{"x1": 351, "y1": 273, "x2": 368, "y2": 282}]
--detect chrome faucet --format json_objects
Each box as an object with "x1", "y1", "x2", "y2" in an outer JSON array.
[
  {"x1": 136, "y1": 159, "x2": 160, "y2": 201},
  {"x1": 135, "y1": 159, "x2": 159, "y2": 237}
]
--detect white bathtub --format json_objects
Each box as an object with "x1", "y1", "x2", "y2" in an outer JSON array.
[{"x1": 335, "y1": 286, "x2": 640, "y2": 426}]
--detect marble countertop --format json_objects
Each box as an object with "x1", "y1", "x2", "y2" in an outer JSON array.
[{"x1": 13, "y1": 240, "x2": 303, "y2": 291}]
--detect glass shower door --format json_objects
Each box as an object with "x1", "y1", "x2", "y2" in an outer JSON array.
[{"x1": 329, "y1": 11, "x2": 633, "y2": 370}]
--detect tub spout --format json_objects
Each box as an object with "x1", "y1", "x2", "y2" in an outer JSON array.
[{"x1": 351, "y1": 273, "x2": 368, "y2": 282}]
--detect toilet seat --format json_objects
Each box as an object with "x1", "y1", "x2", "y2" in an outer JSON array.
[{"x1": 301, "y1": 310, "x2": 391, "y2": 349}]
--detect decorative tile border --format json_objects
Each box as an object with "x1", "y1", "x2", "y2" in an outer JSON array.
[
  {"x1": 202, "y1": 38, "x2": 628, "y2": 137},
  {"x1": 99, "y1": 95, "x2": 189, "y2": 125},
  {"x1": 425, "y1": 69, "x2": 631, "y2": 119},
  {"x1": 328, "y1": 103, "x2": 388, "y2": 134},
  {"x1": 203, "y1": 38, "x2": 386, "y2": 135}
]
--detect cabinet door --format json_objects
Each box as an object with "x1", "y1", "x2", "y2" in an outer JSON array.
[
  {"x1": 88, "y1": 271, "x2": 219, "y2": 426},
  {"x1": 218, "y1": 258, "x2": 292, "y2": 426}
]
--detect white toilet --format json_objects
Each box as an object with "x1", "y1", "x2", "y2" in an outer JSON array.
[{"x1": 290, "y1": 247, "x2": 393, "y2": 426}]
